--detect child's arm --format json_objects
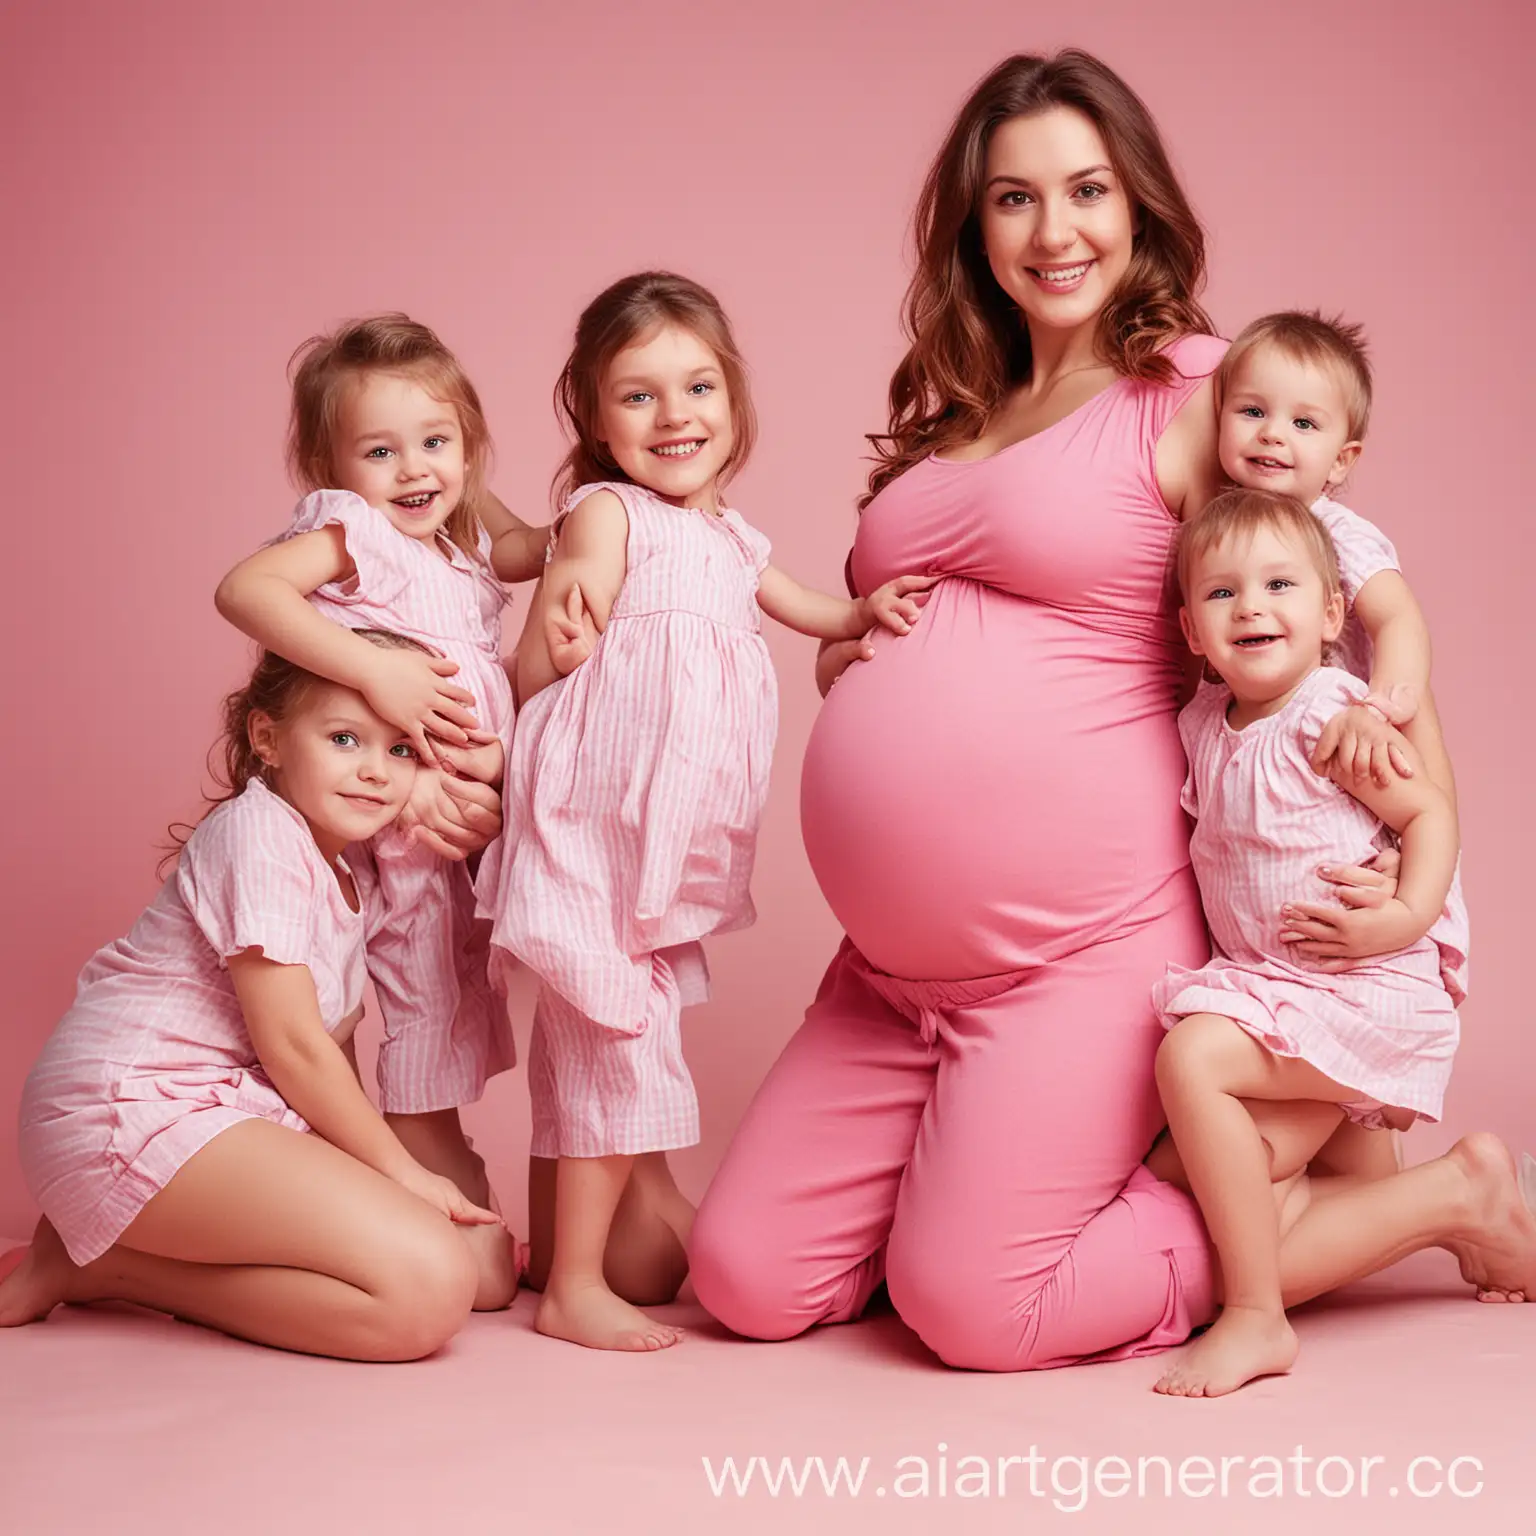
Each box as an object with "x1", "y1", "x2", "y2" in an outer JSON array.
[
  {"x1": 229, "y1": 951, "x2": 500, "y2": 1225},
  {"x1": 478, "y1": 490, "x2": 550, "y2": 585},
  {"x1": 1287, "y1": 736, "x2": 1457, "y2": 965},
  {"x1": 514, "y1": 490, "x2": 629, "y2": 704},
  {"x1": 757, "y1": 567, "x2": 937, "y2": 642},
  {"x1": 214, "y1": 528, "x2": 479, "y2": 760}
]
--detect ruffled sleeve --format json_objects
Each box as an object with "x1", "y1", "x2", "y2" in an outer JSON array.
[
  {"x1": 1311, "y1": 498, "x2": 1400, "y2": 605},
  {"x1": 279, "y1": 489, "x2": 409, "y2": 612},
  {"x1": 177, "y1": 784, "x2": 328, "y2": 970},
  {"x1": 1175, "y1": 682, "x2": 1227, "y2": 818},
  {"x1": 1293, "y1": 667, "x2": 1367, "y2": 765}
]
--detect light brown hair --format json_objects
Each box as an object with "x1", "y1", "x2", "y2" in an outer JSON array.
[
  {"x1": 863, "y1": 48, "x2": 1213, "y2": 507},
  {"x1": 287, "y1": 314, "x2": 492, "y2": 560},
  {"x1": 1176, "y1": 486, "x2": 1342, "y2": 603},
  {"x1": 163, "y1": 629, "x2": 429, "y2": 869},
  {"x1": 1215, "y1": 310, "x2": 1372, "y2": 441},
  {"x1": 552, "y1": 271, "x2": 757, "y2": 508}
]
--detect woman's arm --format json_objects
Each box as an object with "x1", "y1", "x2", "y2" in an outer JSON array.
[
  {"x1": 478, "y1": 490, "x2": 550, "y2": 585},
  {"x1": 214, "y1": 527, "x2": 479, "y2": 759},
  {"x1": 758, "y1": 566, "x2": 935, "y2": 642},
  {"x1": 1154, "y1": 375, "x2": 1224, "y2": 522},
  {"x1": 229, "y1": 950, "x2": 498, "y2": 1224}
]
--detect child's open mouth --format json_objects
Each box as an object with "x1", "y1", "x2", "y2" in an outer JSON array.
[
  {"x1": 650, "y1": 441, "x2": 704, "y2": 459},
  {"x1": 1235, "y1": 635, "x2": 1281, "y2": 647},
  {"x1": 393, "y1": 491, "x2": 439, "y2": 513}
]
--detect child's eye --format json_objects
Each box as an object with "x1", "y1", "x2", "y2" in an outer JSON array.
[
  {"x1": 623, "y1": 391, "x2": 653, "y2": 405},
  {"x1": 1206, "y1": 586, "x2": 1234, "y2": 601},
  {"x1": 1237, "y1": 406, "x2": 1263, "y2": 419},
  {"x1": 1266, "y1": 579, "x2": 1294, "y2": 592},
  {"x1": 330, "y1": 732, "x2": 359, "y2": 748},
  {"x1": 688, "y1": 381, "x2": 714, "y2": 396},
  {"x1": 365, "y1": 447, "x2": 392, "y2": 459},
  {"x1": 423, "y1": 435, "x2": 449, "y2": 449},
  {"x1": 1293, "y1": 418, "x2": 1317, "y2": 432},
  {"x1": 390, "y1": 742, "x2": 418, "y2": 759}
]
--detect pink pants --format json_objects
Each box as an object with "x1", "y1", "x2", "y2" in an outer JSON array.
[{"x1": 690, "y1": 894, "x2": 1217, "y2": 1371}]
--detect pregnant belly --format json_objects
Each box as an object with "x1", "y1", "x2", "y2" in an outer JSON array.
[{"x1": 800, "y1": 582, "x2": 1194, "y2": 980}]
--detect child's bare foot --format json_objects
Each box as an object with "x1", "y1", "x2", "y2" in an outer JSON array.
[
  {"x1": 0, "y1": 1219, "x2": 78, "y2": 1327},
  {"x1": 535, "y1": 1275, "x2": 683, "y2": 1352},
  {"x1": 1154, "y1": 1306, "x2": 1298, "y2": 1398},
  {"x1": 1443, "y1": 1135, "x2": 1536, "y2": 1302}
]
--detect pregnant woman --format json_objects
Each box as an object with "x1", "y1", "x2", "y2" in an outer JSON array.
[{"x1": 690, "y1": 50, "x2": 1536, "y2": 1369}]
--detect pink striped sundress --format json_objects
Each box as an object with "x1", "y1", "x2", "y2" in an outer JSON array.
[
  {"x1": 481, "y1": 480, "x2": 779, "y2": 1034},
  {"x1": 280, "y1": 490, "x2": 516, "y2": 1112},
  {"x1": 1152, "y1": 667, "x2": 1459, "y2": 1124},
  {"x1": 18, "y1": 779, "x2": 367, "y2": 1264}
]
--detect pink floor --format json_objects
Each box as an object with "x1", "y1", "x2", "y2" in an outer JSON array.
[{"x1": 1, "y1": 1247, "x2": 1531, "y2": 1534}]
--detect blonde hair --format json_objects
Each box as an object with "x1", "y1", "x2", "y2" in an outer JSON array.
[
  {"x1": 1215, "y1": 310, "x2": 1372, "y2": 441},
  {"x1": 287, "y1": 314, "x2": 492, "y2": 560},
  {"x1": 552, "y1": 271, "x2": 757, "y2": 509},
  {"x1": 1177, "y1": 486, "x2": 1341, "y2": 603}
]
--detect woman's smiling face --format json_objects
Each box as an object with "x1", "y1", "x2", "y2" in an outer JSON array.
[{"x1": 977, "y1": 107, "x2": 1136, "y2": 339}]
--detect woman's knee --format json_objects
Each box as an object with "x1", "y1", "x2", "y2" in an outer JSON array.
[
  {"x1": 689, "y1": 1198, "x2": 806, "y2": 1341},
  {"x1": 370, "y1": 1222, "x2": 479, "y2": 1358}
]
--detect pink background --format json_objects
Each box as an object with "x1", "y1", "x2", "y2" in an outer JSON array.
[{"x1": 1, "y1": 0, "x2": 1531, "y2": 1246}]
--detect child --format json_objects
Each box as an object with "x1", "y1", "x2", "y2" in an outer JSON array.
[
  {"x1": 1151, "y1": 488, "x2": 1461, "y2": 1397},
  {"x1": 482, "y1": 271, "x2": 935, "y2": 1352},
  {"x1": 0, "y1": 637, "x2": 499, "y2": 1358},
  {"x1": 215, "y1": 315, "x2": 545, "y2": 1308}
]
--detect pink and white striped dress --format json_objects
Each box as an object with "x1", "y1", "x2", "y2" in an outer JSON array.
[
  {"x1": 18, "y1": 779, "x2": 366, "y2": 1264},
  {"x1": 483, "y1": 479, "x2": 778, "y2": 1035},
  {"x1": 1152, "y1": 667, "x2": 1459, "y2": 1124},
  {"x1": 1311, "y1": 495, "x2": 1469, "y2": 1003},
  {"x1": 281, "y1": 490, "x2": 515, "y2": 1112}
]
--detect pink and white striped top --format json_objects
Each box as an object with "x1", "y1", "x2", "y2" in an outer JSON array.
[
  {"x1": 282, "y1": 490, "x2": 514, "y2": 749},
  {"x1": 480, "y1": 480, "x2": 779, "y2": 1032}
]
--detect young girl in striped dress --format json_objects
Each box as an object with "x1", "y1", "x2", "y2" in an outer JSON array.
[
  {"x1": 215, "y1": 315, "x2": 547, "y2": 1309},
  {"x1": 1150, "y1": 487, "x2": 1462, "y2": 1398},
  {"x1": 2, "y1": 637, "x2": 499, "y2": 1358},
  {"x1": 482, "y1": 271, "x2": 934, "y2": 1353}
]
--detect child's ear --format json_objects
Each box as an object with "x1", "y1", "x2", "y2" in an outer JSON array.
[
  {"x1": 1324, "y1": 440, "x2": 1363, "y2": 493},
  {"x1": 248, "y1": 712, "x2": 280, "y2": 769},
  {"x1": 1322, "y1": 590, "x2": 1347, "y2": 644},
  {"x1": 1178, "y1": 605, "x2": 1204, "y2": 655}
]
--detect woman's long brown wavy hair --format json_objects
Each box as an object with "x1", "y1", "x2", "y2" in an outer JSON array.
[{"x1": 863, "y1": 49, "x2": 1214, "y2": 508}]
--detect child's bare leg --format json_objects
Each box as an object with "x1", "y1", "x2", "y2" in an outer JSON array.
[
  {"x1": 387, "y1": 1108, "x2": 520, "y2": 1311},
  {"x1": 1308, "y1": 1117, "x2": 1403, "y2": 1180},
  {"x1": 1147, "y1": 1097, "x2": 1343, "y2": 1190},
  {"x1": 1153, "y1": 1014, "x2": 1361, "y2": 1397},
  {"x1": 1275, "y1": 1135, "x2": 1536, "y2": 1307},
  {"x1": 534, "y1": 1154, "x2": 683, "y2": 1351},
  {"x1": 0, "y1": 1120, "x2": 476, "y2": 1359}
]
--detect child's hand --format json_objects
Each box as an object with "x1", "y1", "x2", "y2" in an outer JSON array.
[
  {"x1": 361, "y1": 648, "x2": 479, "y2": 763},
  {"x1": 1363, "y1": 683, "x2": 1419, "y2": 728},
  {"x1": 1279, "y1": 887, "x2": 1426, "y2": 970},
  {"x1": 546, "y1": 583, "x2": 596, "y2": 674},
  {"x1": 1311, "y1": 705, "x2": 1413, "y2": 789},
  {"x1": 397, "y1": 765, "x2": 500, "y2": 861},
  {"x1": 396, "y1": 1163, "x2": 503, "y2": 1226},
  {"x1": 816, "y1": 636, "x2": 877, "y2": 697},
  {"x1": 863, "y1": 574, "x2": 938, "y2": 636},
  {"x1": 432, "y1": 728, "x2": 505, "y2": 788}
]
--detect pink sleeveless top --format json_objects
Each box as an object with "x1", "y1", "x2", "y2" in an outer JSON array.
[{"x1": 800, "y1": 334, "x2": 1227, "y2": 982}]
